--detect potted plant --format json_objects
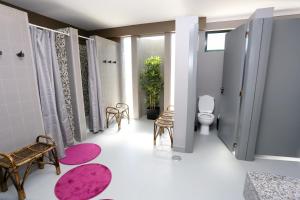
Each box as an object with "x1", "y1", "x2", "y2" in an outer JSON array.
[{"x1": 140, "y1": 56, "x2": 163, "y2": 120}]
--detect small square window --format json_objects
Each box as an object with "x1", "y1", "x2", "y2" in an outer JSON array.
[{"x1": 205, "y1": 30, "x2": 230, "y2": 52}]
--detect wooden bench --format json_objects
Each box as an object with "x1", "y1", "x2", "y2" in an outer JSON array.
[
  {"x1": 106, "y1": 103, "x2": 130, "y2": 130},
  {"x1": 0, "y1": 135, "x2": 61, "y2": 200}
]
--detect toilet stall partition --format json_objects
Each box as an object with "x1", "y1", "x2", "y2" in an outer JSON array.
[{"x1": 218, "y1": 17, "x2": 273, "y2": 161}]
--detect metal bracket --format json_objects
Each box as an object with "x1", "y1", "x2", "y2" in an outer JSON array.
[
  {"x1": 220, "y1": 87, "x2": 224, "y2": 94},
  {"x1": 16, "y1": 51, "x2": 25, "y2": 58}
]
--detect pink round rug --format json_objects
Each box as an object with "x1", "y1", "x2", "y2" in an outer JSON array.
[
  {"x1": 55, "y1": 163, "x2": 112, "y2": 200},
  {"x1": 60, "y1": 143, "x2": 101, "y2": 165}
]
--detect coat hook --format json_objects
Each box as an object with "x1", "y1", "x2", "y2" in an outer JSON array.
[
  {"x1": 16, "y1": 51, "x2": 25, "y2": 58},
  {"x1": 103, "y1": 60, "x2": 107, "y2": 63},
  {"x1": 108, "y1": 60, "x2": 112, "y2": 63},
  {"x1": 113, "y1": 61, "x2": 117, "y2": 64}
]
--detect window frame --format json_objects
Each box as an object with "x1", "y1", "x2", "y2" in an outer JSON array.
[{"x1": 205, "y1": 30, "x2": 231, "y2": 52}]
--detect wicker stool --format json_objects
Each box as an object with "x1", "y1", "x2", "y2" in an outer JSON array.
[
  {"x1": 106, "y1": 103, "x2": 130, "y2": 130},
  {"x1": 154, "y1": 116, "x2": 174, "y2": 147},
  {"x1": 0, "y1": 135, "x2": 60, "y2": 200}
]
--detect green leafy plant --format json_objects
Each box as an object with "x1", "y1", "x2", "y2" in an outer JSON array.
[{"x1": 140, "y1": 56, "x2": 163, "y2": 110}]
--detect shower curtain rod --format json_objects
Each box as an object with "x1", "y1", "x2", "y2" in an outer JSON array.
[
  {"x1": 29, "y1": 23, "x2": 93, "y2": 40},
  {"x1": 78, "y1": 35, "x2": 94, "y2": 41},
  {"x1": 29, "y1": 23, "x2": 70, "y2": 36}
]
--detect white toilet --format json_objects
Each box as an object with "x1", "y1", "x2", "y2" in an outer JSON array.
[{"x1": 198, "y1": 95, "x2": 215, "y2": 135}]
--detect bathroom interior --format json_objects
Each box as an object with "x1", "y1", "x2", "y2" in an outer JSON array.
[{"x1": 0, "y1": 1, "x2": 300, "y2": 200}]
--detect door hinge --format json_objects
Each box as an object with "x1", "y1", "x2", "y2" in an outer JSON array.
[
  {"x1": 233, "y1": 143, "x2": 238, "y2": 149},
  {"x1": 239, "y1": 90, "x2": 243, "y2": 97},
  {"x1": 221, "y1": 87, "x2": 224, "y2": 94}
]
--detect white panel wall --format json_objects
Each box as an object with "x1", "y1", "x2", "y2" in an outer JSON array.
[
  {"x1": 94, "y1": 36, "x2": 121, "y2": 109},
  {"x1": 174, "y1": 16, "x2": 199, "y2": 153},
  {"x1": 164, "y1": 33, "x2": 172, "y2": 110},
  {"x1": 0, "y1": 4, "x2": 44, "y2": 152},
  {"x1": 131, "y1": 36, "x2": 140, "y2": 119}
]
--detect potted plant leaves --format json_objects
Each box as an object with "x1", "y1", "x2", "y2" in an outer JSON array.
[{"x1": 140, "y1": 56, "x2": 163, "y2": 120}]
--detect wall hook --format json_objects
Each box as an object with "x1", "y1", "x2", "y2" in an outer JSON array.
[
  {"x1": 113, "y1": 61, "x2": 117, "y2": 64},
  {"x1": 108, "y1": 60, "x2": 112, "y2": 63},
  {"x1": 16, "y1": 51, "x2": 25, "y2": 58},
  {"x1": 0, "y1": 51, "x2": 2, "y2": 56},
  {"x1": 103, "y1": 60, "x2": 107, "y2": 63}
]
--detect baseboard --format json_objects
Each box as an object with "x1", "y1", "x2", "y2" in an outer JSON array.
[
  {"x1": 173, "y1": 146, "x2": 186, "y2": 153},
  {"x1": 256, "y1": 155, "x2": 300, "y2": 162}
]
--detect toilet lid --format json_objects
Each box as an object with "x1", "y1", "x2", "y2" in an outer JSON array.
[{"x1": 198, "y1": 95, "x2": 214, "y2": 113}]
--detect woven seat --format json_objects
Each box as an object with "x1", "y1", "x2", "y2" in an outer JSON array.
[
  {"x1": 153, "y1": 109, "x2": 175, "y2": 147},
  {"x1": 155, "y1": 118, "x2": 174, "y2": 127},
  {"x1": 0, "y1": 143, "x2": 54, "y2": 168},
  {"x1": 106, "y1": 107, "x2": 118, "y2": 114},
  {"x1": 0, "y1": 135, "x2": 60, "y2": 200},
  {"x1": 159, "y1": 113, "x2": 174, "y2": 122}
]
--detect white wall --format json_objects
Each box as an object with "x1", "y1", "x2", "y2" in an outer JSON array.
[
  {"x1": 197, "y1": 32, "x2": 224, "y2": 118},
  {"x1": 95, "y1": 36, "x2": 121, "y2": 109},
  {"x1": 174, "y1": 16, "x2": 199, "y2": 153},
  {"x1": 131, "y1": 36, "x2": 140, "y2": 119},
  {"x1": 0, "y1": 4, "x2": 44, "y2": 152}
]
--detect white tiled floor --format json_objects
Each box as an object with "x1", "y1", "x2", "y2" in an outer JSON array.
[{"x1": 1, "y1": 117, "x2": 300, "y2": 200}]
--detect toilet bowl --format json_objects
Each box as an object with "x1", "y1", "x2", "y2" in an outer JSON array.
[{"x1": 198, "y1": 95, "x2": 215, "y2": 135}]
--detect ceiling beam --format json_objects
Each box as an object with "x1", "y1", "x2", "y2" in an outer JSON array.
[{"x1": 89, "y1": 17, "x2": 206, "y2": 38}]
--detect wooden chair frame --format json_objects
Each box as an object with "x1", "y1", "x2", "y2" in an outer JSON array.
[
  {"x1": 0, "y1": 135, "x2": 60, "y2": 200},
  {"x1": 106, "y1": 103, "x2": 130, "y2": 130}
]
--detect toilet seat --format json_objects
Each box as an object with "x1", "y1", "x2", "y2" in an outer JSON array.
[{"x1": 198, "y1": 113, "x2": 214, "y2": 119}]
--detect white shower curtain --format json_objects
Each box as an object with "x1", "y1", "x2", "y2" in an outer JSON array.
[
  {"x1": 30, "y1": 27, "x2": 74, "y2": 158},
  {"x1": 87, "y1": 39, "x2": 105, "y2": 132}
]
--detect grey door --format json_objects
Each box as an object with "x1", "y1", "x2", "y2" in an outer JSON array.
[{"x1": 218, "y1": 24, "x2": 247, "y2": 151}]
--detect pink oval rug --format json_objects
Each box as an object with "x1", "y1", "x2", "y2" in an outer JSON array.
[
  {"x1": 55, "y1": 163, "x2": 112, "y2": 200},
  {"x1": 60, "y1": 143, "x2": 101, "y2": 165}
]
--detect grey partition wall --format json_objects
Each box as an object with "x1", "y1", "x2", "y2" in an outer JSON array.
[
  {"x1": 219, "y1": 16, "x2": 300, "y2": 160},
  {"x1": 255, "y1": 18, "x2": 300, "y2": 158},
  {"x1": 235, "y1": 18, "x2": 273, "y2": 161}
]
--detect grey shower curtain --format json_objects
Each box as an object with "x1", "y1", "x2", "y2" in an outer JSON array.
[
  {"x1": 30, "y1": 27, "x2": 74, "y2": 158},
  {"x1": 87, "y1": 39, "x2": 105, "y2": 132}
]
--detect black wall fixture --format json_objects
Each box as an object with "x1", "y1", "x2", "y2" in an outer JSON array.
[
  {"x1": 113, "y1": 61, "x2": 117, "y2": 64},
  {"x1": 16, "y1": 51, "x2": 25, "y2": 58},
  {"x1": 103, "y1": 60, "x2": 107, "y2": 63},
  {"x1": 0, "y1": 51, "x2": 2, "y2": 56},
  {"x1": 108, "y1": 60, "x2": 112, "y2": 63}
]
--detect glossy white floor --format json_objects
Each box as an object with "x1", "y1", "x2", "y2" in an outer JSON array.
[{"x1": 1, "y1": 117, "x2": 300, "y2": 200}]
